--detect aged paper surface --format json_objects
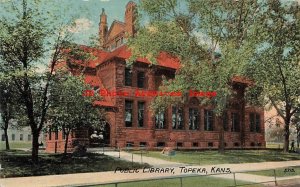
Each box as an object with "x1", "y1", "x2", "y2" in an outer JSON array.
[{"x1": 0, "y1": 0, "x2": 300, "y2": 187}]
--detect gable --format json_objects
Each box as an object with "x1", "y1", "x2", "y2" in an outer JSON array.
[{"x1": 106, "y1": 21, "x2": 125, "y2": 41}]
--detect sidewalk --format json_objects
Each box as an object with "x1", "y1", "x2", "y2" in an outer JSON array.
[{"x1": 0, "y1": 151, "x2": 300, "y2": 187}]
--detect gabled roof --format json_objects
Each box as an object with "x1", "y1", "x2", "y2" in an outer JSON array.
[
  {"x1": 99, "y1": 45, "x2": 181, "y2": 69},
  {"x1": 106, "y1": 20, "x2": 125, "y2": 40},
  {"x1": 84, "y1": 75, "x2": 101, "y2": 86}
]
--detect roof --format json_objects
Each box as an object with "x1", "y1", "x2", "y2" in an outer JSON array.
[
  {"x1": 64, "y1": 44, "x2": 180, "y2": 70},
  {"x1": 99, "y1": 45, "x2": 181, "y2": 69},
  {"x1": 231, "y1": 76, "x2": 254, "y2": 86},
  {"x1": 84, "y1": 75, "x2": 101, "y2": 86},
  {"x1": 93, "y1": 100, "x2": 115, "y2": 108}
]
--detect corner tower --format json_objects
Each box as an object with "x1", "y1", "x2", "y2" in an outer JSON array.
[
  {"x1": 99, "y1": 8, "x2": 108, "y2": 48},
  {"x1": 125, "y1": 1, "x2": 137, "y2": 37}
]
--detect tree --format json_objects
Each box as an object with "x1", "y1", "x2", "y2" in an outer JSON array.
[
  {"x1": 249, "y1": 0, "x2": 300, "y2": 152},
  {"x1": 0, "y1": 0, "x2": 74, "y2": 163},
  {"x1": 0, "y1": 77, "x2": 19, "y2": 150},
  {"x1": 128, "y1": 0, "x2": 267, "y2": 153},
  {"x1": 48, "y1": 71, "x2": 105, "y2": 155}
]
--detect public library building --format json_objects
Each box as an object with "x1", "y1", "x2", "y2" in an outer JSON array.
[{"x1": 46, "y1": 2, "x2": 265, "y2": 153}]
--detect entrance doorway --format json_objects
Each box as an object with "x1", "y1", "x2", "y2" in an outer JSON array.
[{"x1": 88, "y1": 121, "x2": 110, "y2": 147}]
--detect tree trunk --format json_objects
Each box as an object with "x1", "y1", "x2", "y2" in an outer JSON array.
[
  {"x1": 64, "y1": 130, "x2": 70, "y2": 155},
  {"x1": 218, "y1": 116, "x2": 225, "y2": 154},
  {"x1": 283, "y1": 117, "x2": 290, "y2": 153},
  {"x1": 31, "y1": 130, "x2": 40, "y2": 164},
  {"x1": 4, "y1": 126, "x2": 10, "y2": 150}
]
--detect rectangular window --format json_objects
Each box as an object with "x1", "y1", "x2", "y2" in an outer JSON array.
[
  {"x1": 55, "y1": 128, "x2": 59, "y2": 140},
  {"x1": 62, "y1": 129, "x2": 66, "y2": 140},
  {"x1": 140, "y1": 142, "x2": 147, "y2": 147},
  {"x1": 250, "y1": 113, "x2": 255, "y2": 132},
  {"x1": 172, "y1": 107, "x2": 184, "y2": 130},
  {"x1": 231, "y1": 112, "x2": 240, "y2": 132},
  {"x1": 255, "y1": 114, "x2": 261, "y2": 132},
  {"x1": 138, "y1": 101, "x2": 145, "y2": 127},
  {"x1": 250, "y1": 113, "x2": 261, "y2": 132},
  {"x1": 28, "y1": 134, "x2": 32, "y2": 141},
  {"x1": 204, "y1": 110, "x2": 214, "y2": 131},
  {"x1": 125, "y1": 100, "x2": 133, "y2": 127},
  {"x1": 157, "y1": 142, "x2": 165, "y2": 147},
  {"x1": 155, "y1": 111, "x2": 166, "y2": 129},
  {"x1": 12, "y1": 134, "x2": 15, "y2": 141},
  {"x1": 223, "y1": 112, "x2": 229, "y2": 131},
  {"x1": 20, "y1": 134, "x2": 23, "y2": 141},
  {"x1": 137, "y1": 71, "x2": 145, "y2": 88},
  {"x1": 125, "y1": 68, "x2": 132, "y2": 86},
  {"x1": 48, "y1": 128, "x2": 52, "y2": 140},
  {"x1": 189, "y1": 108, "x2": 199, "y2": 130},
  {"x1": 126, "y1": 142, "x2": 134, "y2": 147}
]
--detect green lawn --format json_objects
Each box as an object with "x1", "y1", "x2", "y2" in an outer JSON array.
[
  {"x1": 132, "y1": 150, "x2": 300, "y2": 165},
  {"x1": 248, "y1": 166, "x2": 300, "y2": 177},
  {"x1": 87, "y1": 176, "x2": 263, "y2": 187},
  {"x1": 266, "y1": 142, "x2": 284, "y2": 149},
  {"x1": 0, "y1": 141, "x2": 32, "y2": 150},
  {"x1": 0, "y1": 150, "x2": 150, "y2": 178}
]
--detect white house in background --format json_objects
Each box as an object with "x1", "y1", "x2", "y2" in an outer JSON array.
[
  {"x1": 0, "y1": 113, "x2": 44, "y2": 144},
  {"x1": 0, "y1": 126, "x2": 33, "y2": 142}
]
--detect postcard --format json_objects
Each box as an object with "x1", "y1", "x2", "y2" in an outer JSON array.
[{"x1": 0, "y1": 0, "x2": 300, "y2": 187}]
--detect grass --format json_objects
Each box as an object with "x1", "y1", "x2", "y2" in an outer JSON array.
[
  {"x1": 0, "y1": 141, "x2": 32, "y2": 150},
  {"x1": 247, "y1": 166, "x2": 300, "y2": 177},
  {"x1": 0, "y1": 150, "x2": 150, "y2": 178},
  {"x1": 132, "y1": 150, "x2": 300, "y2": 165},
  {"x1": 87, "y1": 176, "x2": 263, "y2": 187},
  {"x1": 266, "y1": 142, "x2": 284, "y2": 149}
]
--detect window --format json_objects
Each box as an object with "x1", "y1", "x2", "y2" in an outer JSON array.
[
  {"x1": 204, "y1": 110, "x2": 214, "y2": 131},
  {"x1": 1, "y1": 134, "x2": 5, "y2": 141},
  {"x1": 55, "y1": 128, "x2": 59, "y2": 140},
  {"x1": 12, "y1": 134, "x2": 15, "y2": 141},
  {"x1": 138, "y1": 101, "x2": 145, "y2": 127},
  {"x1": 28, "y1": 134, "x2": 32, "y2": 141},
  {"x1": 234, "y1": 142, "x2": 240, "y2": 147},
  {"x1": 137, "y1": 71, "x2": 145, "y2": 88},
  {"x1": 250, "y1": 113, "x2": 261, "y2": 133},
  {"x1": 125, "y1": 68, "x2": 132, "y2": 86},
  {"x1": 255, "y1": 114, "x2": 261, "y2": 132},
  {"x1": 157, "y1": 142, "x2": 165, "y2": 147},
  {"x1": 208, "y1": 142, "x2": 213, "y2": 147},
  {"x1": 231, "y1": 112, "x2": 240, "y2": 132},
  {"x1": 176, "y1": 142, "x2": 183, "y2": 147},
  {"x1": 62, "y1": 129, "x2": 66, "y2": 140},
  {"x1": 172, "y1": 107, "x2": 184, "y2": 130},
  {"x1": 126, "y1": 142, "x2": 134, "y2": 147},
  {"x1": 155, "y1": 111, "x2": 166, "y2": 129},
  {"x1": 189, "y1": 108, "x2": 199, "y2": 130},
  {"x1": 140, "y1": 142, "x2": 147, "y2": 147},
  {"x1": 193, "y1": 142, "x2": 199, "y2": 147},
  {"x1": 20, "y1": 134, "x2": 23, "y2": 141},
  {"x1": 48, "y1": 128, "x2": 52, "y2": 140},
  {"x1": 125, "y1": 100, "x2": 133, "y2": 127},
  {"x1": 223, "y1": 112, "x2": 229, "y2": 131}
]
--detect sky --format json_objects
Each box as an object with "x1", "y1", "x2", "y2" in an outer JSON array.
[
  {"x1": 66, "y1": 0, "x2": 137, "y2": 44},
  {"x1": 0, "y1": 0, "x2": 137, "y2": 44}
]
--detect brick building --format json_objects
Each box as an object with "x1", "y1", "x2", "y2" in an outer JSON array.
[{"x1": 46, "y1": 1, "x2": 265, "y2": 153}]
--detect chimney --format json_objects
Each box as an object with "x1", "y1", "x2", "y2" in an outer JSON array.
[
  {"x1": 99, "y1": 8, "x2": 108, "y2": 48},
  {"x1": 125, "y1": 1, "x2": 137, "y2": 37}
]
